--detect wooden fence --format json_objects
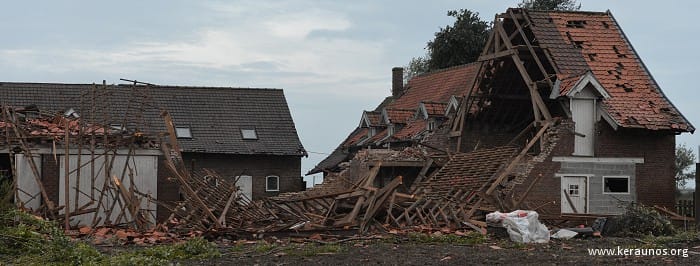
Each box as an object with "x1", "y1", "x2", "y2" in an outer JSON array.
[{"x1": 676, "y1": 199, "x2": 695, "y2": 218}]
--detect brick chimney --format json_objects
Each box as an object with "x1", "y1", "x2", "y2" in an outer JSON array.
[{"x1": 392, "y1": 67, "x2": 404, "y2": 97}]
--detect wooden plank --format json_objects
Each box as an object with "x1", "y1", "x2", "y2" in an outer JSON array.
[
  {"x1": 562, "y1": 188, "x2": 579, "y2": 214},
  {"x1": 409, "y1": 158, "x2": 434, "y2": 193},
  {"x1": 508, "y1": 9, "x2": 553, "y2": 88},
  {"x1": 512, "y1": 173, "x2": 544, "y2": 209},
  {"x1": 218, "y1": 189, "x2": 239, "y2": 226},
  {"x1": 478, "y1": 49, "x2": 516, "y2": 62},
  {"x1": 485, "y1": 121, "x2": 551, "y2": 195}
]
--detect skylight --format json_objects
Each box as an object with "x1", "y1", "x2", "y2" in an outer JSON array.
[
  {"x1": 175, "y1": 127, "x2": 192, "y2": 138},
  {"x1": 241, "y1": 129, "x2": 258, "y2": 140}
]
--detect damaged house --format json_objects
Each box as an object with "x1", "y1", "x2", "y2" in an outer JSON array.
[
  {"x1": 0, "y1": 82, "x2": 306, "y2": 225},
  {"x1": 311, "y1": 8, "x2": 694, "y2": 223}
]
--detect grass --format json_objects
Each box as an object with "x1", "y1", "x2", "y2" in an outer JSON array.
[
  {"x1": 0, "y1": 209, "x2": 221, "y2": 265},
  {"x1": 405, "y1": 232, "x2": 487, "y2": 245}
]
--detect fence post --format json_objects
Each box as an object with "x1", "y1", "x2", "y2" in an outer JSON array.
[{"x1": 695, "y1": 163, "x2": 699, "y2": 229}]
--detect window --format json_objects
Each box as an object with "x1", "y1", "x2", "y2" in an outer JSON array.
[
  {"x1": 266, "y1": 175, "x2": 279, "y2": 192},
  {"x1": 427, "y1": 120, "x2": 436, "y2": 131},
  {"x1": 241, "y1": 129, "x2": 258, "y2": 140},
  {"x1": 369, "y1": 127, "x2": 377, "y2": 137},
  {"x1": 568, "y1": 184, "x2": 580, "y2": 197},
  {"x1": 175, "y1": 127, "x2": 192, "y2": 138},
  {"x1": 110, "y1": 124, "x2": 125, "y2": 132},
  {"x1": 387, "y1": 125, "x2": 395, "y2": 136},
  {"x1": 603, "y1": 176, "x2": 629, "y2": 194}
]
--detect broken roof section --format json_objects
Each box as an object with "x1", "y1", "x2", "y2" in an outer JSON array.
[
  {"x1": 0, "y1": 82, "x2": 306, "y2": 156},
  {"x1": 308, "y1": 63, "x2": 480, "y2": 175},
  {"x1": 524, "y1": 9, "x2": 693, "y2": 132}
]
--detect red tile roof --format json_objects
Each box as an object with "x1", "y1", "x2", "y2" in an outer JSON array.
[
  {"x1": 366, "y1": 128, "x2": 388, "y2": 144},
  {"x1": 343, "y1": 127, "x2": 368, "y2": 146},
  {"x1": 384, "y1": 109, "x2": 415, "y2": 124},
  {"x1": 364, "y1": 111, "x2": 382, "y2": 126},
  {"x1": 422, "y1": 102, "x2": 449, "y2": 117},
  {"x1": 527, "y1": 9, "x2": 692, "y2": 132},
  {"x1": 389, "y1": 63, "x2": 480, "y2": 110},
  {"x1": 392, "y1": 119, "x2": 428, "y2": 141}
]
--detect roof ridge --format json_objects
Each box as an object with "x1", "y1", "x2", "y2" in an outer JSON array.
[
  {"x1": 0, "y1": 81, "x2": 281, "y2": 91},
  {"x1": 519, "y1": 8, "x2": 608, "y2": 15},
  {"x1": 414, "y1": 61, "x2": 481, "y2": 78}
]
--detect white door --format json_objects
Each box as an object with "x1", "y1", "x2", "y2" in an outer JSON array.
[
  {"x1": 571, "y1": 98, "x2": 595, "y2": 156},
  {"x1": 235, "y1": 175, "x2": 253, "y2": 200},
  {"x1": 15, "y1": 154, "x2": 42, "y2": 210},
  {"x1": 561, "y1": 176, "x2": 587, "y2": 213}
]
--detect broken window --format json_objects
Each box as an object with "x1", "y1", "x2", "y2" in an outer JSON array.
[
  {"x1": 266, "y1": 175, "x2": 279, "y2": 191},
  {"x1": 64, "y1": 108, "x2": 80, "y2": 118},
  {"x1": 175, "y1": 127, "x2": 192, "y2": 138},
  {"x1": 241, "y1": 129, "x2": 258, "y2": 140},
  {"x1": 603, "y1": 176, "x2": 629, "y2": 193}
]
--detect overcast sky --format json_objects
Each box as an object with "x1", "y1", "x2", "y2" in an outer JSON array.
[{"x1": 1, "y1": 0, "x2": 698, "y2": 187}]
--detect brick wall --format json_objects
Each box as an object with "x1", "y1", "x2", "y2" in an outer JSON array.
[
  {"x1": 180, "y1": 153, "x2": 303, "y2": 199},
  {"x1": 518, "y1": 119, "x2": 677, "y2": 214},
  {"x1": 595, "y1": 122, "x2": 676, "y2": 208},
  {"x1": 42, "y1": 155, "x2": 60, "y2": 205}
]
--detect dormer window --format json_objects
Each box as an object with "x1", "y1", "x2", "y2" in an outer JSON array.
[
  {"x1": 369, "y1": 127, "x2": 377, "y2": 137},
  {"x1": 388, "y1": 125, "x2": 395, "y2": 136},
  {"x1": 241, "y1": 129, "x2": 258, "y2": 140},
  {"x1": 427, "y1": 120, "x2": 436, "y2": 131},
  {"x1": 175, "y1": 127, "x2": 192, "y2": 139}
]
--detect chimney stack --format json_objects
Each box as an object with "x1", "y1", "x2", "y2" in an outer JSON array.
[{"x1": 392, "y1": 67, "x2": 404, "y2": 97}]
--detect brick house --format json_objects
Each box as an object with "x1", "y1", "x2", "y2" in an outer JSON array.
[
  {"x1": 0, "y1": 82, "x2": 306, "y2": 222},
  {"x1": 315, "y1": 8, "x2": 694, "y2": 217}
]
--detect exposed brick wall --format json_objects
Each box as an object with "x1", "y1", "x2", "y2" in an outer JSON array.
[
  {"x1": 514, "y1": 120, "x2": 573, "y2": 215},
  {"x1": 41, "y1": 155, "x2": 60, "y2": 205}
]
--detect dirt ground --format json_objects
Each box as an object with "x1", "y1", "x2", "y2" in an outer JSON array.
[{"x1": 181, "y1": 236, "x2": 699, "y2": 265}]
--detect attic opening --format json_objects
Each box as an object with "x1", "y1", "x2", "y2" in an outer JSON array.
[{"x1": 566, "y1": 20, "x2": 587, "y2": 28}]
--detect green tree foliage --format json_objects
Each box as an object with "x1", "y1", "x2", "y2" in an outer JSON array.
[
  {"x1": 404, "y1": 55, "x2": 430, "y2": 82},
  {"x1": 426, "y1": 9, "x2": 490, "y2": 71},
  {"x1": 518, "y1": 0, "x2": 581, "y2": 11},
  {"x1": 675, "y1": 143, "x2": 696, "y2": 188}
]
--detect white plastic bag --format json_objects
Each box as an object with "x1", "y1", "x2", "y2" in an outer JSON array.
[{"x1": 488, "y1": 210, "x2": 549, "y2": 243}]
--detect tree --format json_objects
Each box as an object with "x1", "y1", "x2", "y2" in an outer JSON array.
[
  {"x1": 518, "y1": 0, "x2": 581, "y2": 11},
  {"x1": 404, "y1": 55, "x2": 430, "y2": 82},
  {"x1": 675, "y1": 143, "x2": 696, "y2": 188},
  {"x1": 426, "y1": 9, "x2": 490, "y2": 71}
]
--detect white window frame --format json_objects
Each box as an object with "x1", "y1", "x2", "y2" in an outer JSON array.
[
  {"x1": 266, "y1": 175, "x2": 280, "y2": 192},
  {"x1": 387, "y1": 124, "x2": 395, "y2": 136},
  {"x1": 602, "y1": 175, "x2": 630, "y2": 195},
  {"x1": 175, "y1": 127, "x2": 192, "y2": 138}
]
